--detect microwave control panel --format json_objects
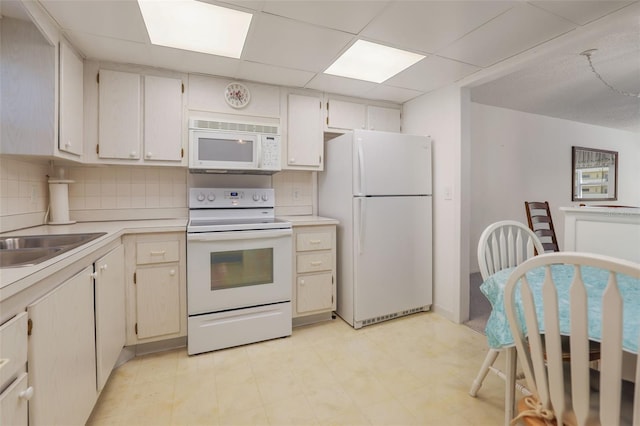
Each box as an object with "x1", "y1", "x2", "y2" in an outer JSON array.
[{"x1": 260, "y1": 136, "x2": 281, "y2": 170}]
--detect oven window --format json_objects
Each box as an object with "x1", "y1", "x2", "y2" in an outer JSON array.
[
  {"x1": 199, "y1": 137, "x2": 254, "y2": 162},
  {"x1": 210, "y1": 248, "x2": 273, "y2": 290}
]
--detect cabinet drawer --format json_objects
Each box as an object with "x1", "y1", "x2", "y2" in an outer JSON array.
[
  {"x1": 296, "y1": 232, "x2": 332, "y2": 251},
  {"x1": 136, "y1": 240, "x2": 179, "y2": 264},
  {"x1": 297, "y1": 252, "x2": 332, "y2": 273},
  {"x1": 0, "y1": 372, "x2": 29, "y2": 426},
  {"x1": 0, "y1": 312, "x2": 27, "y2": 388}
]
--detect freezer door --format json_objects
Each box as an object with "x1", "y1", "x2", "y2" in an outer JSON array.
[
  {"x1": 352, "y1": 195, "x2": 432, "y2": 323},
  {"x1": 353, "y1": 130, "x2": 431, "y2": 196}
]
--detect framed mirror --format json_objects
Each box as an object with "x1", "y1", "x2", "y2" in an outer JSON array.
[{"x1": 572, "y1": 146, "x2": 618, "y2": 201}]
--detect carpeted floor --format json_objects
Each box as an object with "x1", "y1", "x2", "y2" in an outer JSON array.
[{"x1": 464, "y1": 272, "x2": 491, "y2": 335}]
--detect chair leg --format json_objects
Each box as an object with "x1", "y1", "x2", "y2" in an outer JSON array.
[
  {"x1": 504, "y1": 347, "x2": 517, "y2": 426},
  {"x1": 469, "y1": 348, "x2": 500, "y2": 397}
]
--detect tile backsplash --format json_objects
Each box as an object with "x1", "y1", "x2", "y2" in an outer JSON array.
[
  {"x1": 0, "y1": 157, "x2": 49, "y2": 231},
  {"x1": 67, "y1": 166, "x2": 187, "y2": 211},
  {"x1": 0, "y1": 156, "x2": 316, "y2": 232}
]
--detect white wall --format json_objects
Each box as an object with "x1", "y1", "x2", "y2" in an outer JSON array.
[
  {"x1": 469, "y1": 102, "x2": 640, "y2": 272},
  {"x1": 403, "y1": 85, "x2": 470, "y2": 323}
]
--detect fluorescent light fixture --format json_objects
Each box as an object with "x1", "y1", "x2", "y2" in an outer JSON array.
[
  {"x1": 138, "y1": 0, "x2": 252, "y2": 58},
  {"x1": 324, "y1": 40, "x2": 425, "y2": 83}
]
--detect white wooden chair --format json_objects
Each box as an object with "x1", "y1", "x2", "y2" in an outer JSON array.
[
  {"x1": 469, "y1": 220, "x2": 545, "y2": 424},
  {"x1": 504, "y1": 252, "x2": 640, "y2": 425}
]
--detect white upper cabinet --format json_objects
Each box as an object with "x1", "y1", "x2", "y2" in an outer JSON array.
[
  {"x1": 367, "y1": 105, "x2": 401, "y2": 132},
  {"x1": 87, "y1": 64, "x2": 186, "y2": 165},
  {"x1": 98, "y1": 69, "x2": 141, "y2": 160},
  {"x1": 285, "y1": 93, "x2": 324, "y2": 170},
  {"x1": 144, "y1": 75, "x2": 184, "y2": 162},
  {"x1": 325, "y1": 97, "x2": 401, "y2": 133},
  {"x1": 0, "y1": 17, "x2": 56, "y2": 157},
  {"x1": 326, "y1": 99, "x2": 366, "y2": 130},
  {"x1": 58, "y1": 39, "x2": 84, "y2": 157}
]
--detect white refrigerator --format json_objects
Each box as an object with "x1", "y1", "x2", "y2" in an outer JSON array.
[{"x1": 318, "y1": 129, "x2": 433, "y2": 328}]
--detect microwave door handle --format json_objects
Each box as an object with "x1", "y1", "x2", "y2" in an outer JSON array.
[{"x1": 255, "y1": 136, "x2": 262, "y2": 168}]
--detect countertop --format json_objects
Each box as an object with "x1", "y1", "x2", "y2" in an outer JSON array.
[
  {"x1": 278, "y1": 215, "x2": 339, "y2": 226},
  {"x1": 0, "y1": 219, "x2": 187, "y2": 298}
]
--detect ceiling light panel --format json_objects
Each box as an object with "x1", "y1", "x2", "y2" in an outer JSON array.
[
  {"x1": 324, "y1": 40, "x2": 425, "y2": 83},
  {"x1": 138, "y1": 0, "x2": 252, "y2": 58}
]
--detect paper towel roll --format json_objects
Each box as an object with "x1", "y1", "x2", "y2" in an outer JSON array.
[{"x1": 49, "y1": 180, "x2": 74, "y2": 224}]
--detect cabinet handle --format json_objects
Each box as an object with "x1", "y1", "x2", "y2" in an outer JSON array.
[
  {"x1": 129, "y1": 151, "x2": 137, "y2": 158},
  {"x1": 290, "y1": 157, "x2": 296, "y2": 163},
  {"x1": 19, "y1": 387, "x2": 34, "y2": 400},
  {"x1": 90, "y1": 271, "x2": 98, "y2": 279},
  {"x1": 65, "y1": 141, "x2": 72, "y2": 148},
  {"x1": 310, "y1": 261, "x2": 322, "y2": 266},
  {"x1": 146, "y1": 152, "x2": 153, "y2": 158},
  {"x1": 100, "y1": 264, "x2": 108, "y2": 271},
  {"x1": 309, "y1": 239, "x2": 322, "y2": 244},
  {"x1": 169, "y1": 269, "x2": 176, "y2": 276},
  {"x1": 300, "y1": 279, "x2": 305, "y2": 285},
  {"x1": 150, "y1": 250, "x2": 166, "y2": 256}
]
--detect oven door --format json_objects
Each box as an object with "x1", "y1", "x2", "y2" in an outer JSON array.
[{"x1": 187, "y1": 228, "x2": 292, "y2": 315}]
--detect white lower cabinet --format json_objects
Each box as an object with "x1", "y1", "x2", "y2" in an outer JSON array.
[
  {"x1": 0, "y1": 312, "x2": 29, "y2": 426},
  {"x1": 125, "y1": 232, "x2": 186, "y2": 344},
  {"x1": 292, "y1": 225, "x2": 337, "y2": 318},
  {"x1": 94, "y1": 245, "x2": 126, "y2": 392},
  {"x1": 27, "y1": 266, "x2": 98, "y2": 426}
]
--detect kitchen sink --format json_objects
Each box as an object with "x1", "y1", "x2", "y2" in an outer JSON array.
[{"x1": 0, "y1": 232, "x2": 106, "y2": 267}]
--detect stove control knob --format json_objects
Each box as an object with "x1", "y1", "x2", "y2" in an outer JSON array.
[
  {"x1": 197, "y1": 193, "x2": 205, "y2": 202},
  {"x1": 252, "y1": 193, "x2": 260, "y2": 201},
  {"x1": 261, "y1": 194, "x2": 269, "y2": 201},
  {"x1": 207, "y1": 194, "x2": 216, "y2": 202}
]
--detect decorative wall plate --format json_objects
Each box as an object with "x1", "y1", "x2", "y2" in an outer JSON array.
[{"x1": 224, "y1": 82, "x2": 251, "y2": 109}]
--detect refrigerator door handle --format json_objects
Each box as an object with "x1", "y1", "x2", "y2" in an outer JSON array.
[
  {"x1": 358, "y1": 197, "x2": 365, "y2": 255},
  {"x1": 356, "y1": 139, "x2": 365, "y2": 196}
]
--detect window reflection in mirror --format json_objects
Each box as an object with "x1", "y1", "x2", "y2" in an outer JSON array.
[{"x1": 572, "y1": 146, "x2": 618, "y2": 201}]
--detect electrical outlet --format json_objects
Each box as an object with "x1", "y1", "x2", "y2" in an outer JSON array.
[
  {"x1": 293, "y1": 189, "x2": 300, "y2": 200},
  {"x1": 444, "y1": 186, "x2": 453, "y2": 200}
]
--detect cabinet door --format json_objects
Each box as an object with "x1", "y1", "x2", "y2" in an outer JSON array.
[
  {"x1": 95, "y1": 245, "x2": 125, "y2": 392},
  {"x1": 287, "y1": 93, "x2": 323, "y2": 168},
  {"x1": 136, "y1": 265, "x2": 180, "y2": 339},
  {"x1": 144, "y1": 75, "x2": 183, "y2": 162},
  {"x1": 327, "y1": 99, "x2": 366, "y2": 130},
  {"x1": 58, "y1": 40, "x2": 83, "y2": 156},
  {"x1": 297, "y1": 272, "x2": 334, "y2": 314},
  {"x1": 0, "y1": 373, "x2": 29, "y2": 426},
  {"x1": 98, "y1": 69, "x2": 141, "y2": 159},
  {"x1": 27, "y1": 266, "x2": 97, "y2": 426},
  {"x1": 367, "y1": 105, "x2": 401, "y2": 132}
]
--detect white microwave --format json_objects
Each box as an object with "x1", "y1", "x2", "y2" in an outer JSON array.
[{"x1": 188, "y1": 119, "x2": 281, "y2": 174}]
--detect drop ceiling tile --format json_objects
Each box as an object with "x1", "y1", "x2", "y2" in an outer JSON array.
[
  {"x1": 263, "y1": 1, "x2": 390, "y2": 34},
  {"x1": 361, "y1": 1, "x2": 516, "y2": 54},
  {"x1": 215, "y1": 0, "x2": 266, "y2": 12},
  {"x1": 365, "y1": 85, "x2": 424, "y2": 104},
  {"x1": 386, "y1": 55, "x2": 480, "y2": 92},
  {"x1": 305, "y1": 73, "x2": 378, "y2": 98},
  {"x1": 242, "y1": 12, "x2": 354, "y2": 72},
  {"x1": 238, "y1": 61, "x2": 315, "y2": 87},
  {"x1": 530, "y1": 1, "x2": 634, "y2": 25},
  {"x1": 40, "y1": 0, "x2": 148, "y2": 42},
  {"x1": 149, "y1": 47, "x2": 241, "y2": 77},
  {"x1": 438, "y1": 3, "x2": 577, "y2": 67},
  {"x1": 64, "y1": 31, "x2": 151, "y2": 63}
]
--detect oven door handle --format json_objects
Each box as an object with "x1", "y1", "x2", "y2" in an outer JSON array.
[{"x1": 187, "y1": 229, "x2": 292, "y2": 242}]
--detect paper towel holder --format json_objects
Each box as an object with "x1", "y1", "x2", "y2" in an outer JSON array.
[{"x1": 48, "y1": 179, "x2": 76, "y2": 225}]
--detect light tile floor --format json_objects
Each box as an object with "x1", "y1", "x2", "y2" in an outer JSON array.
[{"x1": 87, "y1": 312, "x2": 506, "y2": 425}]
